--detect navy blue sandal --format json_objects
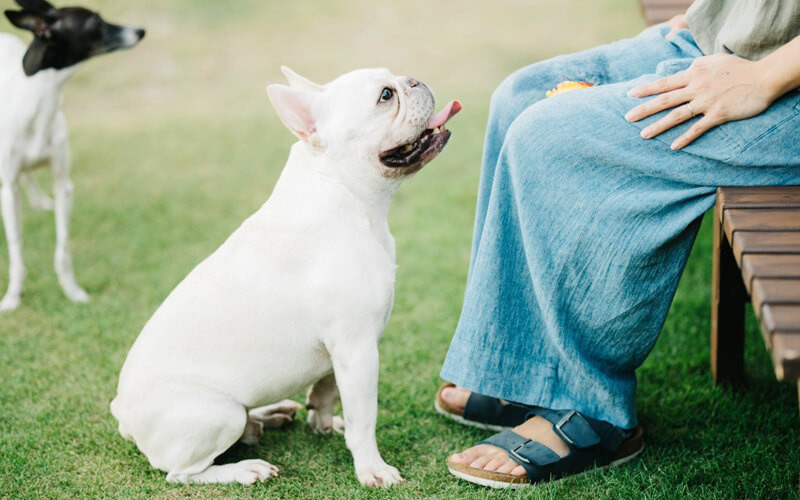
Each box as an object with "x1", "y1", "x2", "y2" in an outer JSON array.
[
  {"x1": 447, "y1": 408, "x2": 644, "y2": 489},
  {"x1": 435, "y1": 383, "x2": 533, "y2": 431}
]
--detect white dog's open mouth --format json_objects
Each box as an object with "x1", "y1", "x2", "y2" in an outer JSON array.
[{"x1": 380, "y1": 100, "x2": 462, "y2": 168}]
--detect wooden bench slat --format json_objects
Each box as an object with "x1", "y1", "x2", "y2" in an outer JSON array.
[
  {"x1": 643, "y1": 7, "x2": 686, "y2": 16},
  {"x1": 642, "y1": 0, "x2": 693, "y2": 5},
  {"x1": 718, "y1": 187, "x2": 800, "y2": 218},
  {"x1": 751, "y1": 278, "x2": 800, "y2": 317},
  {"x1": 639, "y1": 0, "x2": 692, "y2": 25},
  {"x1": 741, "y1": 254, "x2": 800, "y2": 292},
  {"x1": 772, "y1": 334, "x2": 800, "y2": 381},
  {"x1": 722, "y1": 209, "x2": 800, "y2": 242},
  {"x1": 762, "y1": 304, "x2": 800, "y2": 337},
  {"x1": 732, "y1": 231, "x2": 800, "y2": 263}
]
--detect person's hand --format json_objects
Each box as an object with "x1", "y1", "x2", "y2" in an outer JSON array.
[
  {"x1": 663, "y1": 14, "x2": 689, "y2": 40},
  {"x1": 624, "y1": 53, "x2": 777, "y2": 150}
]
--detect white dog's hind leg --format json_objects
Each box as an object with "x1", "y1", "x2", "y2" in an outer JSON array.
[
  {"x1": 168, "y1": 460, "x2": 279, "y2": 485},
  {"x1": 0, "y1": 179, "x2": 25, "y2": 312},
  {"x1": 240, "y1": 400, "x2": 302, "y2": 445},
  {"x1": 306, "y1": 373, "x2": 344, "y2": 435},
  {"x1": 20, "y1": 172, "x2": 54, "y2": 211},
  {"x1": 116, "y1": 383, "x2": 278, "y2": 485},
  {"x1": 50, "y1": 140, "x2": 89, "y2": 303}
]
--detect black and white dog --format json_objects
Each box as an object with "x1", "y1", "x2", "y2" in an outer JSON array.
[{"x1": 0, "y1": 0, "x2": 144, "y2": 312}]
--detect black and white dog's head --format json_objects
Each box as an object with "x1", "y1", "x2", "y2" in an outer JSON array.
[{"x1": 4, "y1": 0, "x2": 145, "y2": 76}]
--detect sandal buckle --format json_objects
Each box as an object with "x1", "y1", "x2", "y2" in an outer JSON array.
[
  {"x1": 509, "y1": 440, "x2": 532, "y2": 464},
  {"x1": 553, "y1": 410, "x2": 577, "y2": 446}
]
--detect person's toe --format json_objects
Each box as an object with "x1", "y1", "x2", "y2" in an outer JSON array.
[
  {"x1": 441, "y1": 386, "x2": 471, "y2": 410},
  {"x1": 449, "y1": 452, "x2": 469, "y2": 464},
  {"x1": 511, "y1": 465, "x2": 527, "y2": 477},
  {"x1": 449, "y1": 444, "x2": 488, "y2": 465},
  {"x1": 483, "y1": 453, "x2": 512, "y2": 472},
  {"x1": 495, "y1": 460, "x2": 519, "y2": 475},
  {"x1": 468, "y1": 450, "x2": 499, "y2": 469}
]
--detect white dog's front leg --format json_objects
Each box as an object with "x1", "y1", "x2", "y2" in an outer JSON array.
[
  {"x1": 332, "y1": 342, "x2": 403, "y2": 488},
  {"x1": 0, "y1": 179, "x2": 25, "y2": 312},
  {"x1": 51, "y1": 141, "x2": 89, "y2": 303}
]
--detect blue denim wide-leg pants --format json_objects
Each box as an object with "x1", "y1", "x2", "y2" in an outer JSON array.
[{"x1": 440, "y1": 26, "x2": 800, "y2": 429}]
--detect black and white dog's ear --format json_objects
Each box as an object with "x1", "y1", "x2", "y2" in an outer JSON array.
[
  {"x1": 5, "y1": 10, "x2": 54, "y2": 38},
  {"x1": 15, "y1": 0, "x2": 55, "y2": 15},
  {"x1": 22, "y1": 37, "x2": 53, "y2": 76}
]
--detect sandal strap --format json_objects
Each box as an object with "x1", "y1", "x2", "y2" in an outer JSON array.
[
  {"x1": 477, "y1": 410, "x2": 634, "y2": 484},
  {"x1": 478, "y1": 430, "x2": 562, "y2": 467},
  {"x1": 531, "y1": 408, "x2": 629, "y2": 452},
  {"x1": 463, "y1": 393, "x2": 533, "y2": 428}
]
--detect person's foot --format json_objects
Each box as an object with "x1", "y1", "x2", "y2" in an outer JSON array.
[
  {"x1": 435, "y1": 383, "x2": 535, "y2": 431},
  {"x1": 448, "y1": 414, "x2": 570, "y2": 477},
  {"x1": 439, "y1": 385, "x2": 471, "y2": 410}
]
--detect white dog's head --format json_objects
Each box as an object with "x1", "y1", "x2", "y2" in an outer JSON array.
[{"x1": 267, "y1": 67, "x2": 461, "y2": 184}]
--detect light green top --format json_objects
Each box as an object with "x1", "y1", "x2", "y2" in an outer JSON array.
[{"x1": 687, "y1": 0, "x2": 800, "y2": 60}]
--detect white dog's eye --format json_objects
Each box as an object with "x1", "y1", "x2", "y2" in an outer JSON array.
[{"x1": 378, "y1": 88, "x2": 394, "y2": 103}]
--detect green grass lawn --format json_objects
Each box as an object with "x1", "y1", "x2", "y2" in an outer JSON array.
[{"x1": 1, "y1": 1, "x2": 798, "y2": 498}]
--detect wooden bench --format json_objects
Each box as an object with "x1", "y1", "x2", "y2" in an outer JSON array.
[
  {"x1": 639, "y1": 0, "x2": 691, "y2": 25},
  {"x1": 712, "y1": 186, "x2": 800, "y2": 414}
]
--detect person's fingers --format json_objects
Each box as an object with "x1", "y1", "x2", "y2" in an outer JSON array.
[
  {"x1": 627, "y1": 72, "x2": 690, "y2": 98},
  {"x1": 625, "y1": 89, "x2": 691, "y2": 122},
  {"x1": 639, "y1": 101, "x2": 696, "y2": 139},
  {"x1": 671, "y1": 114, "x2": 723, "y2": 150}
]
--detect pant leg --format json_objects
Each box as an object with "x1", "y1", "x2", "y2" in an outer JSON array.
[
  {"x1": 471, "y1": 26, "x2": 703, "y2": 269},
  {"x1": 442, "y1": 51, "x2": 800, "y2": 429}
]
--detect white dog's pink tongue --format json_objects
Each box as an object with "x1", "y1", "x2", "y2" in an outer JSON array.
[{"x1": 427, "y1": 100, "x2": 463, "y2": 129}]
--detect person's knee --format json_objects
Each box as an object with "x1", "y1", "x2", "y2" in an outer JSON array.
[
  {"x1": 488, "y1": 72, "x2": 519, "y2": 130},
  {"x1": 502, "y1": 101, "x2": 579, "y2": 170},
  {"x1": 488, "y1": 62, "x2": 552, "y2": 133}
]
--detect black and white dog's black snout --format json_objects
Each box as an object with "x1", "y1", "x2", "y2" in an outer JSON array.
[{"x1": 104, "y1": 24, "x2": 146, "y2": 51}]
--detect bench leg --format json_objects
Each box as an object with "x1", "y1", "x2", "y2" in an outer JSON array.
[{"x1": 711, "y1": 202, "x2": 747, "y2": 385}]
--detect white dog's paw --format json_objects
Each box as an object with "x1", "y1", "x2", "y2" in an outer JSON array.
[
  {"x1": 249, "y1": 399, "x2": 302, "y2": 428},
  {"x1": 63, "y1": 285, "x2": 90, "y2": 303},
  {"x1": 332, "y1": 416, "x2": 345, "y2": 435},
  {"x1": 231, "y1": 459, "x2": 279, "y2": 484},
  {"x1": 356, "y1": 462, "x2": 404, "y2": 488},
  {"x1": 308, "y1": 411, "x2": 345, "y2": 435},
  {"x1": 307, "y1": 409, "x2": 334, "y2": 434},
  {"x1": 0, "y1": 294, "x2": 21, "y2": 313},
  {"x1": 169, "y1": 460, "x2": 279, "y2": 485}
]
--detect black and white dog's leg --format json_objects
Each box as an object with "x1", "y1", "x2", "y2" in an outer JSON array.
[
  {"x1": 51, "y1": 137, "x2": 89, "y2": 303},
  {"x1": 306, "y1": 373, "x2": 344, "y2": 435},
  {"x1": 333, "y1": 342, "x2": 403, "y2": 487},
  {"x1": 20, "y1": 172, "x2": 54, "y2": 211},
  {"x1": 0, "y1": 171, "x2": 25, "y2": 312}
]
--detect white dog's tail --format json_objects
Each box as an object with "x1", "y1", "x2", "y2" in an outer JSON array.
[{"x1": 109, "y1": 396, "x2": 135, "y2": 442}]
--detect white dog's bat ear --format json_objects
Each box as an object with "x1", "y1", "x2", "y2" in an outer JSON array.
[
  {"x1": 267, "y1": 84, "x2": 322, "y2": 147},
  {"x1": 281, "y1": 66, "x2": 325, "y2": 93}
]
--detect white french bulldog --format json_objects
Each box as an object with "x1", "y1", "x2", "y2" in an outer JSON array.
[{"x1": 110, "y1": 66, "x2": 461, "y2": 487}]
